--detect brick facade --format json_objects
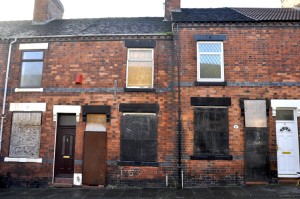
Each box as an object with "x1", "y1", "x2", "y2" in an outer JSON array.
[
  {"x1": 175, "y1": 22, "x2": 300, "y2": 186},
  {"x1": 0, "y1": 0, "x2": 300, "y2": 188},
  {"x1": 0, "y1": 37, "x2": 179, "y2": 187}
]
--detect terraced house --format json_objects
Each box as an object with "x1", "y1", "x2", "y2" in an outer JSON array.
[{"x1": 0, "y1": 0, "x2": 300, "y2": 188}]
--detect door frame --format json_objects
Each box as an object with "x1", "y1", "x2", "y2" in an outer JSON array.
[
  {"x1": 52, "y1": 105, "x2": 81, "y2": 183},
  {"x1": 275, "y1": 108, "x2": 299, "y2": 178},
  {"x1": 271, "y1": 100, "x2": 300, "y2": 178}
]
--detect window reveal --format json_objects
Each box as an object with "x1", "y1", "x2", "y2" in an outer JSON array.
[
  {"x1": 20, "y1": 51, "x2": 44, "y2": 88},
  {"x1": 194, "y1": 108, "x2": 229, "y2": 156},
  {"x1": 126, "y1": 49, "x2": 154, "y2": 88},
  {"x1": 120, "y1": 114, "x2": 157, "y2": 162}
]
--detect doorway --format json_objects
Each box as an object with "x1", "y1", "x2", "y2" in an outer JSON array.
[
  {"x1": 82, "y1": 114, "x2": 107, "y2": 186},
  {"x1": 276, "y1": 109, "x2": 300, "y2": 178},
  {"x1": 54, "y1": 114, "x2": 76, "y2": 178}
]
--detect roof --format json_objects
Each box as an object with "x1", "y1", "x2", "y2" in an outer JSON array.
[
  {"x1": 0, "y1": 17, "x2": 171, "y2": 39},
  {"x1": 233, "y1": 8, "x2": 300, "y2": 21},
  {"x1": 172, "y1": 8, "x2": 300, "y2": 22}
]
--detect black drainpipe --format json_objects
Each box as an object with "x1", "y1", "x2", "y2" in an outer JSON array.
[{"x1": 174, "y1": 23, "x2": 183, "y2": 188}]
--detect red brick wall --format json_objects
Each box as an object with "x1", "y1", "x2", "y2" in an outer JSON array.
[
  {"x1": 175, "y1": 23, "x2": 300, "y2": 186},
  {"x1": 0, "y1": 37, "x2": 179, "y2": 187}
]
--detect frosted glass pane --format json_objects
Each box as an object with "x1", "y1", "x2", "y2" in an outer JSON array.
[
  {"x1": 20, "y1": 62, "x2": 43, "y2": 87},
  {"x1": 199, "y1": 55, "x2": 221, "y2": 78},
  {"x1": 85, "y1": 114, "x2": 106, "y2": 132}
]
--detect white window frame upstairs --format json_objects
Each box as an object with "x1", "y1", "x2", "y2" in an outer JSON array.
[
  {"x1": 126, "y1": 48, "x2": 154, "y2": 88},
  {"x1": 197, "y1": 41, "x2": 224, "y2": 82}
]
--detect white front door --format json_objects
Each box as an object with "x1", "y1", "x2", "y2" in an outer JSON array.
[{"x1": 276, "y1": 109, "x2": 300, "y2": 178}]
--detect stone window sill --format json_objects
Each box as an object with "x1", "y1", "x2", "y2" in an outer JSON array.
[
  {"x1": 124, "y1": 88, "x2": 156, "y2": 92},
  {"x1": 4, "y1": 157, "x2": 42, "y2": 163},
  {"x1": 118, "y1": 161, "x2": 159, "y2": 167},
  {"x1": 15, "y1": 88, "x2": 44, "y2": 92},
  {"x1": 194, "y1": 82, "x2": 227, "y2": 86},
  {"x1": 191, "y1": 155, "x2": 232, "y2": 160}
]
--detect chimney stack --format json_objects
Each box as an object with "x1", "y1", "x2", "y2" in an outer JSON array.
[
  {"x1": 281, "y1": 0, "x2": 300, "y2": 7},
  {"x1": 164, "y1": 0, "x2": 181, "y2": 21},
  {"x1": 33, "y1": 0, "x2": 64, "y2": 24}
]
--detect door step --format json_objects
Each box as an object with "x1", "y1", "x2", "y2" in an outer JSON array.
[
  {"x1": 54, "y1": 177, "x2": 73, "y2": 184},
  {"x1": 245, "y1": 181, "x2": 268, "y2": 185},
  {"x1": 52, "y1": 183, "x2": 73, "y2": 188},
  {"x1": 278, "y1": 178, "x2": 299, "y2": 184}
]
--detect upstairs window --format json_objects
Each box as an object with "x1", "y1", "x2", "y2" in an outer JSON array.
[
  {"x1": 126, "y1": 49, "x2": 154, "y2": 88},
  {"x1": 20, "y1": 51, "x2": 44, "y2": 88},
  {"x1": 197, "y1": 42, "x2": 224, "y2": 82}
]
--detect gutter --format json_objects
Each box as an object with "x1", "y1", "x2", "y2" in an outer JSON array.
[
  {"x1": 13, "y1": 33, "x2": 172, "y2": 40},
  {"x1": 0, "y1": 38, "x2": 17, "y2": 154}
]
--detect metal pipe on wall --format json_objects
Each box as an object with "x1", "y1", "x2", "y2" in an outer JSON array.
[{"x1": 0, "y1": 38, "x2": 17, "y2": 154}]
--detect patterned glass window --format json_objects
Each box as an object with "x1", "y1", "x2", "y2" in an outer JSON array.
[
  {"x1": 9, "y1": 112, "x2": 42, "y2": 158},
  {"x1": 197, "y1": 42, "x2": 224, "y2": 82},
  {"x1": 126, "y1": 49, "x2": 154, "y2": 88},
  {"x1": 194, "y1": 108, "x2": 229, "y2": 156}
]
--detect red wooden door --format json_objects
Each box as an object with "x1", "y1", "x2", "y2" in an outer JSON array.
[
  {"x1": 83, "y1": 132, "x2": 107, "y2": 185},
  {"x1": 55, "y1": 126, "x2": 76, "y2": 176}
]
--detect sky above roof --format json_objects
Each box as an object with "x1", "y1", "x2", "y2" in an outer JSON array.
[{"x1": 0, "y1": 0, "x2": 282, "y2": 21}]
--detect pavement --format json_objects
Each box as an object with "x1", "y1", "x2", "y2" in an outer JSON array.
[{"x1": 1, "y1": 185, "x2": 300, "y2": 199}]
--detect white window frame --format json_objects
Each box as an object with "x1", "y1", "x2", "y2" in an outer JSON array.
[
  {"x1": 126, "y1": 48, "x2": 154, "y2": 88},
  {"x1": 197, "y1": 41, "x2": 224, "y2": 82},
  {"x1": 19, "y1": 50, "x2": 44, "y2": 88}
]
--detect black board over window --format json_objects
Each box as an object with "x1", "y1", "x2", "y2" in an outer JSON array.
[
  {"x1": 120, "y1": 114, "x2": 157, "y2": 162},
  {"x1": 194, "y1": 108, "x2": 229, "y2": 156}
]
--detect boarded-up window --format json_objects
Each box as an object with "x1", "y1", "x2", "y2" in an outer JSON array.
[
  {"x1": 9, "y1": 112, "x2": 42, "y2": 158},
  {"x1": 194, "y1": 108, "x2": 229, "y2": 155},
  {"x1": 126, "y1": 49, "x2": 153, "y2": 88},
  {"x1": 85, "y1": 114, "x2": 106, "y2": 132},
  {"x1": 121, "y1": 114, "x2": 157, "y2": 162},
  {"x1": 244, "y1": 100, "x2": 267, "y2": 127}
]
